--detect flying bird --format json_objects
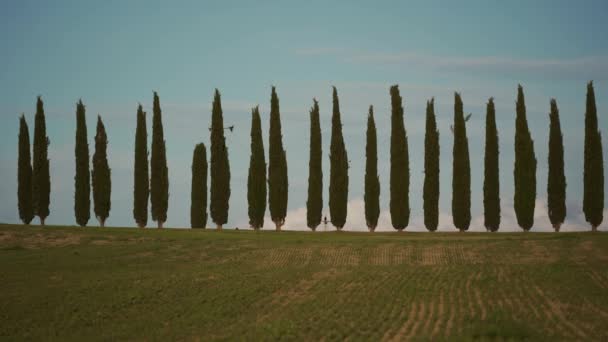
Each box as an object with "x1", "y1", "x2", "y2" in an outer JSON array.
[{"x1": 464, "y1": 113, "x2": 472, "y2": 122}]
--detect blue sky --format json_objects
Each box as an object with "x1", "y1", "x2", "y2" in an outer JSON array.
[{"x1": 1, "y1": 0, "x2": 607, "y2": 231}]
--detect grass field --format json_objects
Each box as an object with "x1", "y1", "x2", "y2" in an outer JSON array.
[{"x1": 1, "y1": 224, "x2": 607, "y2": 341}]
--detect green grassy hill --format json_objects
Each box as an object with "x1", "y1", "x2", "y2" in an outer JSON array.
[{"x1": 1, "y1": 224, "x2": 607, "y2": 340}]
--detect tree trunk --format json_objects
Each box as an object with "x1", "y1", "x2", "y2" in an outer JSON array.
[
  {"x1": 158, "y1": 221, "x2": 163, "y2": 229},
  {"x1": 138, "y1": 223, "x2": 145, "y2": 229},
  {"x1": 459, "y1": 228, "x2": 465, "y2": 233},
  {"x1": 553, "y1": 223, "x2": 561, "y2": 232},
  {"x1": 275, "y1": 222, "x2": 281, "y2": 232},
  {"x1": 397, "y1": 228, "x2": 404, "y2": 233},
  {"x1": 217, "y1": 224, "x2": 223, "y2": 231},
  {"x1": 592, "y1": 225, "x2": 598, "y2": 232},
  {"x1": 40, "y1": 218, "x2": 45, "y2": 227}
]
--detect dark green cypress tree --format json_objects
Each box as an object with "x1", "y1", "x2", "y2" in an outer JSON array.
[
  {"x1": 18, "y1": 114, "x2": 34, "y2": 225},
  {"x1": 583, "y1": 81, "x2": 604, "y2": 231},
  {"x1": 452, "y1": 93, "x2": 471, "y2": 232},
  {"x1": 483, "y1": 98, "x2": 501, "y2": 232},
  {"x1": 364, "y1": 105, "x2": 380, "y2": 232},
  {"x1": 210, "y1": 89, "x2": 230, "y2": 230},
  {"x1": 150, "y1": 92, "x2": 169, "y2": 229},
  {"x1": 92, "y1": 115, "x2": 111, "y2": 227},
  {"x1": 547, "y1": 99, "x2": 566, "y2": 232},
  {"x1": 329, "y1": 86, "x2": 349, "y2": 230},
  {"x1": 268, "y1": 86, "x2": 288, "y2": 231},
  {"x1": 423, "y1": 98, "x2": 439, "y2": 232},
  {"x1": 513, "y1": 85, "x2": 537, "y2": 231},
  {"x1": 133, "y1": 104, "x2": 149, "y2": 228},
  {"x1": 248, "y1": 106, "x2": 266, "y2": 230},
  {"x1": 307, "y1": 99, "x2": 323, "y2": 231},
  {"x1": 74, "y1": 100, "x2": 90, "y2": 227},
  {"x1": 32, "y1": 96, "x2": 50, "y2": 226},
  {"x1": 389, "y1": 85, "x2": 409, "y2": 231},
  {"x1": 191, "y1": 143, "x2": 208, "y2": 229}
]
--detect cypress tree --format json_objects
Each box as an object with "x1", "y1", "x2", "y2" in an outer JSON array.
[
  {"x1": 364, "y1": 105, "x2": 380, "y2": 232},
  {"x1": 452, "y1": 93, "x2": 471, "y2": 232},
  {"x1": 150, "y1": 92, "x2": 169, "y2": 229},
  {"x1": 92, "y1": 115, "x2": 111, "y2": 227},
  {"x1": 513, "y1": 85, "x2": 537, "y2": 231},
  {"x1": 248, "y1": 106, "x2": 266, "y2": 230},
  {"x1": 32, "y1": 96, "x2": 50, "y2": 226},
  {"x1": 18, "y1": 114, "x2": 34, "y2": 225},
  {"x1": 307, "y1": 99, "x2": 323, "y2": 231},
  {"x1": 191, "y1": 143, "x2": 208, "y2": 229},
  {"x1": 389, "y1": 85, "x2": 409, "y2": 231},
  {"x1": 210, "y1": 89, "x2": 230, "y2": 230},
  {"x1": 329, "y1": 86, "x2": 349, "y2": 230},
  {"x1": 268, "y1": 86, "x2": 288, "y2": 231},
  {"x1": 483, "y1": 98, "x2": 501, "y2": 232},
  {"x1": 423, "y1": 98, "x2": 439, "y2": 232},
  {"x1": 133, "y1": 104, "x2": 149, "y2": 228},
  {"x1": 74, "y1": 100, "x2": 90, "y2": 227},
  {"x1": 547, "y1": 99, "x2": 566, "y2": 232},
  {"x1": 583, "y1": 81, "x2": 604, "y2": 231}
]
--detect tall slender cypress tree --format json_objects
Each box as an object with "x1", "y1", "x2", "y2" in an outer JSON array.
[
  {"x1": 92, "y1": 115, "x2": 111, "y2": 227},
  {"x1": 150, "y1": 92, "x2": 169, "y2": 229},
  {"x1": 365, "y1": 105, "x2": 380, "y2": 232},
  {"x1": 483, "y1": 98, "x2": 501, "y2": 232},
  {"x1": 191, "y1": 143, "x2": 208, "y2": 229},
  {"x1": 248, "y1": 106, "x2": 266, "y2": 230},
  {"x1": 452, "y1": 93, "x2": 471, "y2": 232},
  {"x1": 513, "y1": 85, "x2": 537, "y2": 231},
  {"x1": 583, "y1": 81, "x2": 604, "y2": 231},
  {"x1": 18, "y1": 114, "x2": 34, "y2": 225},
  {"x1": 133, "y1": 104, "x2": 149, "y2": 228},
  {"x1": 390, "y1": 85, "x2": 409, "y2": 231},
  {"x1": 329, "y1": 86, "x2": 348, "y2": 230},
  {"x1": 423, "y1": 98, "x2": 439, "y2": 232},
  {"x1": 210, "y1": 89, "x2": 230, "y2": 230},
  {"x1": 547, "y1": 99, "x2": 566, "y2": 232},
  {"x1": 32, "y1": 96, "x2": 50, "y2": 226},
  {"x1": 306, "y1": 99, "x2": 323, "y2": 231},
  {"x1": 74, "y1": 100, "x2": 90, "y2": 227},
  {"x1": 268, "y1": 86, "x2": 288, "y2": 231}
]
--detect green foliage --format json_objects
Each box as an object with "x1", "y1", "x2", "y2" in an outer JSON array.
[
  {"x1": 92, "y1": 116, "x2": 111, "y2": 227},
  {"x1": 423, "y1": 99, "x2": 439, "y2": 231},
  {"x1": 389, "y1": 85, "x2": 409, "y2": 230},
  {"x1": 74, "y1": 100, "x2": 90, "y2": 227},
  {"x1": 150, "y1": 92, "x2": 169, "y2": 228},
  {"x1": 133, "y1": 104, "x2": 149, "y2": 228},
  {"x1": 248, "y1": 106, "x2": 266, "y2": 230},
  {"x1": 18, "y1": 115, "x2": 34, "y2": 225},
  {"x1": 452, "y1": 93, "x2": 471, "y2": 231},
  {"x1": 547, "y1": 99, "x2": 566, "y2": 231},
  {"x1": 484, "y1": 98, "x2": 500, "y2": 232},
  {"x1": 306, "y1": 99, "x2": 323, "y2": 231},
  {"x1": 191, "y1": 143, "x2": 208, "y2": 229},
  {"x1": 583, "y1": 81, "x2": 604, "y2": 230},
  {"x1": 210, "y1": 89, "x2": 231, "y2": 229},
  {"x1": 32, "y1": 96, "x2": 50, "y2": 225},
  {"x1": 364, "y1": 106, "x2": 380, "y2": 231},
  {"x1": 268, "y1": 87, "x2": 288, "y2": 230},
  {"x1": 513, "y1": 85, "x2": 537, "y2": 231},
  {"x1": 329, "y1": 87, "x2": 348, "y2": 230}
]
